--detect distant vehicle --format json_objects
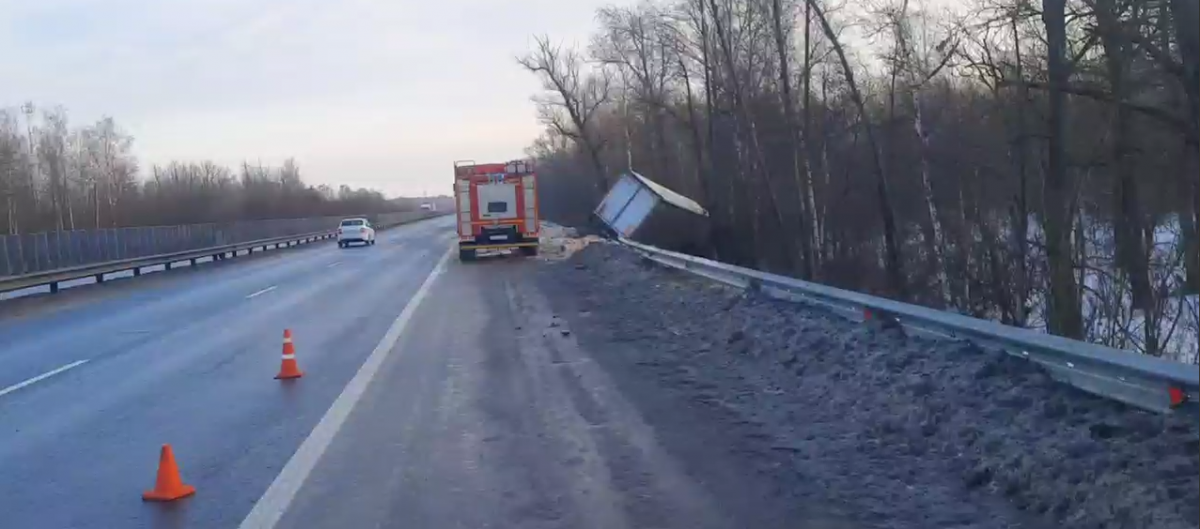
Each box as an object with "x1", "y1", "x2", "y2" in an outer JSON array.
[
  {"x1": 420, "y1": 202, "x2": 436, "y2": 212},
  {"x1": 337, "y1": 218, "x2": 376, "y2": 248},
  {"x1": 452, "y1": 159, "x2": 539, "y2": 261}
]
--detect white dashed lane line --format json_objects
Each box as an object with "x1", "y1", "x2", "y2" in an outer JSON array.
[
  {"x1": 245, "y1": 286, "x2": 278, "y2": 299},
  {"x1": 0, "y1": 360, "x2": 90, "y2": 399}
]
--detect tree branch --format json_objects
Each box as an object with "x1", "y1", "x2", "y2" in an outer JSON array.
[{"x1": 1002, "y1": 79, "x2": 1196, "y2": 143}]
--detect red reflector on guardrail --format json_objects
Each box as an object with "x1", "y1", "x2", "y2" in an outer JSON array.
[{"x1": 1168, "y1": 387, "x2": 1186, "y2": 407}]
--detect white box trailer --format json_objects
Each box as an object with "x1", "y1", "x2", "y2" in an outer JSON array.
[{"x1": 594, "y1": 172, "x2": 708, "y2": 251}]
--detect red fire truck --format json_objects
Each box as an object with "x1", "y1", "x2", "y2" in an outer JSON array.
[{"x1": 453, "y1": 159, "x2": 540, "y2": 261}]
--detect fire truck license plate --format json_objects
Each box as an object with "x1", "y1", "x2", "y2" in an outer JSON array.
[{"x1": 489, "y1": 235, "x2": 507, "y2": 241}]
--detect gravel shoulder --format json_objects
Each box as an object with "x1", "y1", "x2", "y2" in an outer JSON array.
[{"x1": 535, "y1": 241, "x2": 1199, "y2": 529}]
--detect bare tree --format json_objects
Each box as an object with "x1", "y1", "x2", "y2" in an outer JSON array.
[
  {"x1": 1041, "y1": 0, "x2": 1085, "y2": 338},
  {"x1": 878, "y1": 0, "x2": 957, "y2": 306},
  {"x1": 0, "y1": 105, "x2": 409, "y2": 237},
  {"x1": 770, "y1": 0, "x2": 818, "y2": 279},
  {"x1": 523, "y1": 0, "x2": 1198, "y2": 362},
  {"x1": 518, "y1": 36, "x2": 612, "y2": 194},
  {"x1": 806, "y1": 0, "x2": 907, "y2": 298}
]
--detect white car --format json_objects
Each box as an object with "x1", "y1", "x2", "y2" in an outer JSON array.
[{"x1": 337, "y1": 218, "x2": 375, "y2": 248}]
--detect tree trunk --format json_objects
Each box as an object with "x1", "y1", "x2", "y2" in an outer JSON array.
[
  {"x1": 1170, "y1": 0, "x2": 1200, "y2": 293},
  {"x1": 678, "y1": 57, "x2": 710, "y2": 207},
  {"x1": 912, "y1": 93, "x2": 950, "y2": 307},
  {"x1": 801, "y1": 0, "x2": 823, "y2": 267},
  {"x1": 770, "y1": 0, "x2": 815, "y2": 279},
  {"x1": 678, "y1": 54, "x2": 722, "y2": 258},
  {"x1": 1009, "y1": 13, "x2": 1031, "y2": 326},
  {"x1": 819, "y1": 70, "x2": 832, "y2": 252},
  {"x1": 697, "y1": 0, "x2": 728, "y2": 261},
  {"x1": 1042, "y1": 0, "x2": 1084, "y2": 338},
  {"x1": 1096, "y1": 0, "x2": 1153, "y2": 312},
  {"x1": 708, "y1": 0, "x2": 795, "y2": 271},
  {"x1": 619, "y1": 72, "x2": 634, "y2": 171},
  {"x1": 1170, "y1": 0, "x2": 1199, "y2": 137},
  {"x1": 806, "y1": 0, "x2": 906, "y2": 299}
]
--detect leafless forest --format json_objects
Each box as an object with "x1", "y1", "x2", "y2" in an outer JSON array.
[
  {"x1": 0, "y1": 105, "x2": 409, "y2": 235},
  {"x1": 521, "y1": 0, "x2": 1199, "y2": 361}
]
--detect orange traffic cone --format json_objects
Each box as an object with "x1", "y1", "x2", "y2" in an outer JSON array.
[
  {"x1": 275, "y1": 329, "x2": 304, "y2": 380},
  {"x1": 142, "y1": 444, "x2": 196, "y2": 502}
]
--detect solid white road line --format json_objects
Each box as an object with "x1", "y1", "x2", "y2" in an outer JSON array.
[
  {"x1": 237, "y1": 246, "x2": 453, "y2": 529},
  {"x1": 0, "y1": 360, "x2": 90, "y2": 399},
  {"x1": 245, "y1": 285, "x2": 278, "y2": 299},
  {"x1": 325, "y1": 261, "x2": 342, "y2": 269}
]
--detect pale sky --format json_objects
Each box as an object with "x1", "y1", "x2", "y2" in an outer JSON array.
[{"x1": 0, "y1": 0, "x2": 611, "y2": 197}]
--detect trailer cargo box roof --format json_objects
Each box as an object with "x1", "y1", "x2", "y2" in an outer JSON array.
[{"x1": 628, "y1": 172, "x2": 708, "y2": 217}]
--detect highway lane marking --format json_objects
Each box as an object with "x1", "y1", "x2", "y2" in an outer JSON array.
[
  {"x1": 325, "y1": 261, "x2": 341, "y2": 269},
  {"x1": 0, "y1": 360, "x2": 90, "y2": 399},
  {"x1": 245, "y1": 285, "x2": 278, "y2": 299},
  {"x1": 237, "y1": 246, "x2": 453, "y2": 529}
]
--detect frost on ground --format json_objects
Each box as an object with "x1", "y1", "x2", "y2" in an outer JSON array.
[{"x1": 536, "y1": 242, "x2": 1199, "y2": 529}]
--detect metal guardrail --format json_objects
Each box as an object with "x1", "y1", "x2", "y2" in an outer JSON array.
[
  {"x1": 0, "y1": 211, "x2": 445, "y2": 295},
  {"x1": 0, "y1": 211, "x2": 442, "y2": 278},
  {"x1": 0, "y1": 218, "x2": 335, "y2": 278},
  {"x1": 619, "y1": 237, "x2": 1199, "y2": 417}
]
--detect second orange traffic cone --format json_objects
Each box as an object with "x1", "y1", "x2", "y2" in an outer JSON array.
[
  {"x1": 142, "y1": 444, "x2": 196, "y2": 502},
  {"x1": 275, "y1": 329, "x2": 304, "y2": 379}
]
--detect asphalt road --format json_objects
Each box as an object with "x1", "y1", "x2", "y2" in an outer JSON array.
[
  {"x1": 0, "y1": 216, "x2": 456, "y2": 529},
  {"x1": 1, "y1": 218, "x2": 815, "y2": 529},
  {"x1": 267, "y1": 258, "x2": 758, "y2": 529}
]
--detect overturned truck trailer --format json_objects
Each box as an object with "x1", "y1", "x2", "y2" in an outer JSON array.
[{"x1": 594, "y1": 172, "x2": 709, "y2": 254}]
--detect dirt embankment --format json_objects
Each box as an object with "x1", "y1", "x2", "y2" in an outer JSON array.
[{"x1": 536, "y1": 242, "x2": 1199, "y2": 529}]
